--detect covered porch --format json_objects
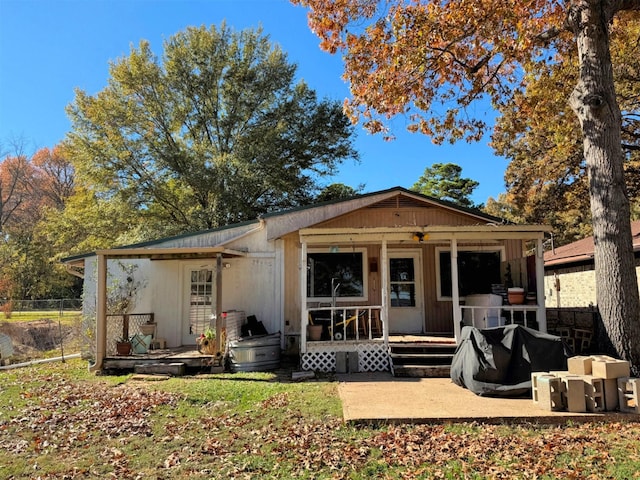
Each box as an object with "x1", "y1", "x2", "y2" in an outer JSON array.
[
  {"x1": 299, "y1": 225, "x2": 550, "y2": 373},
  {"x1": 88, "y1": 246, "x2": 247, "y2": 372}
]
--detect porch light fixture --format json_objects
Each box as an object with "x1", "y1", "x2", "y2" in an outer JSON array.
[
  {"x1": 330, "y1": 245, "x2": 339, "y2": 253},
  {"x1": 412, "y1": 232, "x2": 425, "y2": 243}
]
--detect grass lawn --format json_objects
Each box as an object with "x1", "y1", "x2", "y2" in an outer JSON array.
[
  {"x1": 1, "y1": 310, "x2": 81, "y2": 323},
  {"x1": 1, "y1": 360, "x2": 639, "y2": 479}
]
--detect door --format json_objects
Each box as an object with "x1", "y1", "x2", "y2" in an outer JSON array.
[
  {"x1": 388, "y1": 250, "x2": 424, "y2": 334},
  {"x1": 182, "y1": 267, "x2": 213, "y2": 345}
]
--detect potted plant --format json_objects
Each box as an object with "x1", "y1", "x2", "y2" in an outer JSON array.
[
  {"x1": 197, "y1": 328, "x2": 217, "y2": 355},
  {"x1": 116, "y1": 337, "x2": 132, "y2": 356},
  {"x1": 108, "y1": 263, "x2": 145, "y2": 355}
]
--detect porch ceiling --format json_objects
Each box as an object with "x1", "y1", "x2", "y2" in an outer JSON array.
[{"x1": 299, "y1": 225, "x2": 551, "y2": 244}]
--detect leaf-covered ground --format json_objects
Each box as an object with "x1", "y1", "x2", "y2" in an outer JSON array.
[{"x1": 1, "y1": 361, "x2": 639, "y2": 479}]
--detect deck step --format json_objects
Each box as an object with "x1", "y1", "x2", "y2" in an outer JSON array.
[
  {"x1": 389, "y1": 342, "x2": 457, "y2": 378},
  {"x1": 134, "y1": 362, "x2": 186, "y2": 376},
  {"x1": 393, "y1": 364, "x2": 452, "y2": 378},
  {"x1": 390, "y1": 352, "x2": 455, "y2": 360}
]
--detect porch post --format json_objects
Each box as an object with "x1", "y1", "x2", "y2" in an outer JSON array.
[
  {"x1": 535, "y1": 237, "x2": 547, "y2": 333},
  {"x1": 451, "y1": 238, "x2": 462, "y2": 341},
  {"x1": 91, "y1": 253, "x2": 107, "y2": 372},
  {"x1": 380, "y1": 239, "x2": 389, "y2": 344},
  {"x1": 215, "y1": 253, "x2": 223, "y2": 354},
  {"x1": 300, "y1": 240, "x2": 308, "y2": 354}
]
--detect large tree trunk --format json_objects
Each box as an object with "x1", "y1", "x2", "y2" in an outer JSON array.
[{"x1": 569, "y1": 1, "x2": 640, "y2": 375}]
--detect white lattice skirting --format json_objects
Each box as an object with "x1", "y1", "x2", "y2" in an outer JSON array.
[{"x1": 301, "y1": 342, "x2": 390, "y2": 372}]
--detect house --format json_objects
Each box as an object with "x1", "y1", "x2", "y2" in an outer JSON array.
[
  {"x1": 543, "y1": 220, "x2": 640, "y2": 309},
  {"x1": 63, "y1": 187, "x2": 550, "y2": 373}
]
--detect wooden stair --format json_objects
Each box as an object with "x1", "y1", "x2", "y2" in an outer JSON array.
[{"x1": 390, "y1": 341, "x2": 458, "y2": 378}]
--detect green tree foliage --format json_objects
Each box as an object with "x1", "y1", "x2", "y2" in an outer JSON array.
[
  {"x1": 410, "y1": 163, "x2": 479, "y2": 208},
  {"x1": 315, "y1": 183, "x2": 362, "y2": 202},
  {"x1": 66, "y1": 24, "x2": 358, "y2": 234},
  {"x1": 37, "y1": 186, "x2": 142, "y2": 259}
]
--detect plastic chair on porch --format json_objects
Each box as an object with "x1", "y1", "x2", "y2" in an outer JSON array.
[{"x1": 462, "y1": 294, "x2": 504, "y2": 329}]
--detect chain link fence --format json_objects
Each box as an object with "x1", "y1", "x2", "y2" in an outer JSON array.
[{"x1": 0, "y1": 299, "x2": 84, "y2": 366}]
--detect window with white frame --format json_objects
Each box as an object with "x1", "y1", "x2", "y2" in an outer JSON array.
[
  {"x1": 436, "y1": 246, "x2": 504, "y2": 299},
  {"x1": 307, "y1": 248, "x2": 367, "y2": 301}
]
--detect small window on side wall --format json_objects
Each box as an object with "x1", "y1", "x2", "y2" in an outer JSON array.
[{"x1": 307, "y1": 249, "x2": 367, "y2": 301}]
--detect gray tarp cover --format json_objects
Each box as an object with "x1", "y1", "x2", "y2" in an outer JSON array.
[{"x1": 450, "y1": 324, "x2": 569, "y2": 397}]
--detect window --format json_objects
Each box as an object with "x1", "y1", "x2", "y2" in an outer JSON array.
[
  {"x1": 307, "y1": 249, "x2": 366, "y2": 300},
  {"x1": 189, "y1": 269, "x2": 212, "y2": 336},
  {"x1": 390, "y1": 257, "x2": 416, "y2": 307},
  {"x1": 436, "y1": 247, "x2": 504, "y2": 299}
]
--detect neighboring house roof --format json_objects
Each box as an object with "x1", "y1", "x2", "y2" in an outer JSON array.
[
  {"x1": 61, "y1": 186, "x2": 507, "y2": 264},
  {"x1": 544, "y1": 220, "x2": 640, "y2": 268}
]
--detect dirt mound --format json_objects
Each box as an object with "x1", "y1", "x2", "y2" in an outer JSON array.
[{"x1": 0, "y1": 319, "x2": 81, "y2": 361}]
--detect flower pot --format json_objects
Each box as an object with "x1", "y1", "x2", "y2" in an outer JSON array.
[
  {"x1": 307, "y1": 325, "x2": 323, "y2": 341},
  {"x1": 116, "y1": 341, "x2": 132, "y2": 356},
  {"x1": 197, "y1": 337, "x2": 217, "y2": 355},
  {"x1": 507, "y1": 287, "x2": 525, "y2": 305}
]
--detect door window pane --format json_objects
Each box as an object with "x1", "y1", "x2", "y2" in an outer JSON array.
[
  {"x1": 390, "y1": 257, "x2": 416, "y2": 307},
  {"x1": 189, "y1": 268, "x2": 213, "y2": 335},
  {"x1": 390, "y1": 284, "x2": 416, "y2": 307},
  {"x1": 390, "y1": 258, "x2": 414, "y2": 282}
]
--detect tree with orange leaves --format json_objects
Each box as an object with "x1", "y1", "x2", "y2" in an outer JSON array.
[
  {"x1": 31, "y1": 145, "x2": 75, "y2": 210},
  {"x1": 0, "y1": 152, "x2": 36, "y2": 233},
  {"x1": 0, "y1": 143, "x2": 78, "y2": 300},
  {"x1": 292, "y1": 0, "x2": 640, "y2": 372}
]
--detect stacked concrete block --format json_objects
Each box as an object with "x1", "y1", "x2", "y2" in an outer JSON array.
[
  {"x1": 567, "y1": 356, "x2": 593, "y2": 375},
  {"x1": 534, "y1": 355, "x2": 636, "y2": 414},
  {"x1": 591, "y1": 355, "x2": 630, "y2": 411},
  {"x1": 532, "y1": 373, "x2": 563, "y2": 411},
  {"x1": 591, "y1": 355, "x2": 631, "y2": 379},
  {"x1": 547, "y1": 371, "x2": 588, "y2": 412},
  {"x1": 602, "y1": 378, "x2": 619, "y2": 411},
  {"x1": 618, "y1": 377, "x2": 640, "y2": 414},
  {"x1": 582, "y1": 376, "x2": 606, "y2": 412}
]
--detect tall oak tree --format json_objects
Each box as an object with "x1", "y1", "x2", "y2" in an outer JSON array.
[{"x1": 66, "y1": 24, "x2": 358, "y2": 234}]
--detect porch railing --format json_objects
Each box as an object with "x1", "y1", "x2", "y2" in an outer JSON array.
[
  {"x1": 106, "y1": 313, "x2": 155, "y2": 355},
  {"x1": 460, "y1": 305, "x2": 540, "y2": 330},
  {"x1": 307, "y1": 306, "x2": 384, "y2": 342}
]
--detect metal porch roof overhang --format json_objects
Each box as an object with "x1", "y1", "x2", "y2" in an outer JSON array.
[
  {"x1": 62, "y1": 247, "x2": 247, "y2": 268},
  {"x1": 93, "y1": 246, "x2": 248, "y2": 260},
  {"x1": 299, "y1": 225, "x2": 551, "y2": 244}
]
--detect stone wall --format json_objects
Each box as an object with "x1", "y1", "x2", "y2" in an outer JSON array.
[{"x1": 545, "y1": 260, "x2": 640, "y2": 308}]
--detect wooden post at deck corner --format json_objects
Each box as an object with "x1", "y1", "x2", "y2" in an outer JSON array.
[
  {"x1": 300, "y1": 241, "x2": 308, "y2": 354},
  {"x1": 451, "y1": 239, "x2": 462, "y2": 342},
  {"x1": 214, "y1": 253, "x2": 223, "y2": 356},
  {"x1": 380, "y1": 240, "x2": 388, "y2": 344},
  {"x1": 536, "y1": 237, "x2": 547, "y2": 333},
  {"x1": 91, "y1": 253, "x2": 107, "y2": 372}
]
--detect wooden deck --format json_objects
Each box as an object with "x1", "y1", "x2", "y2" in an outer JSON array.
[{"x1": 102, "y1": 346, "x2": 215, "y2": 370}]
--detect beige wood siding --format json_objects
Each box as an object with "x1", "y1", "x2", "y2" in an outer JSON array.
[{"x1": 316, "y1": 206, "x2": 484, "y2": 229}]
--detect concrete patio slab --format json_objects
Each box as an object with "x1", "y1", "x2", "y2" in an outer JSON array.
[{"x1": 337, "y1": 372, "x2": 639, "y2": 424}]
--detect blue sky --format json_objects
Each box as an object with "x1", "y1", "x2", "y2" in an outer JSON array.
[{"x1": 0, "y1": 0, "x2": 508, "y2": 203}]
